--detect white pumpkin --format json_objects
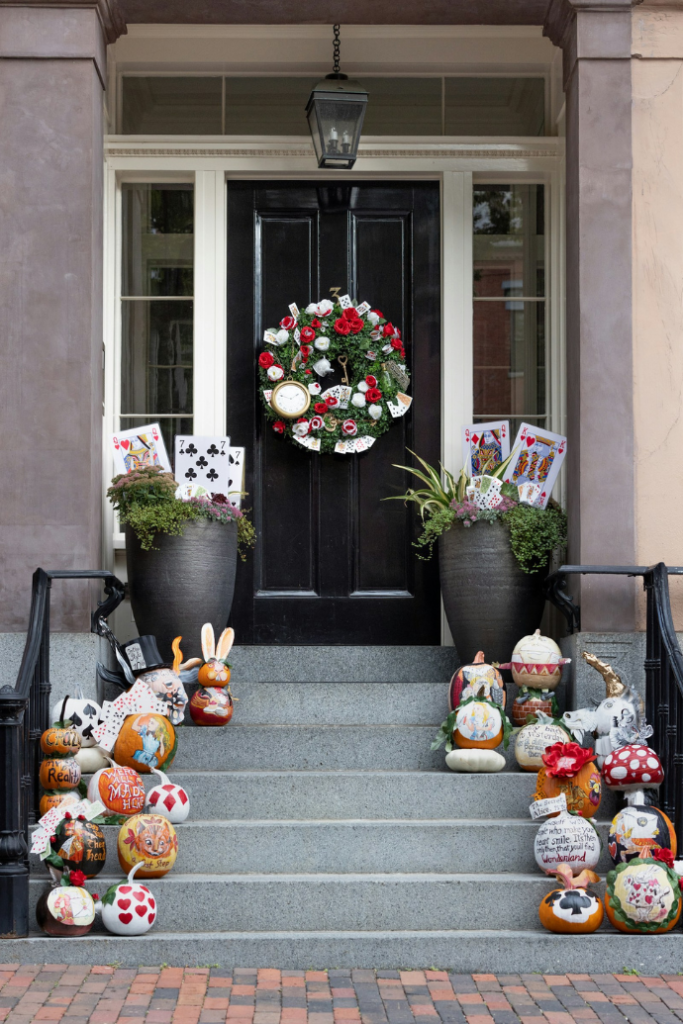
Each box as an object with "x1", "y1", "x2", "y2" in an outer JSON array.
[
  {"x1": 515, "y1": 719, "x2": 570, "y2": 772},
  {"x1": 534, "y1": 808, "x2": 601, "y2": 874},
  {"x1": 144, "y1": 768, "x2": 190, "y2": 824},
  {"x1": 98, "y1": 862, "x2": 157, "y2": 936},
  {"x1": 507, "y1": 629, "x2": 570, "y2": 691},
  {"x1": 445, "y1": 748, "x2": 505, "y2": 773},
  {"x1": 52, "y1": 686, "x2": 102, "y2": 748},
  {"x1": 74, "y1": 746, "x2": 110, "y2": 775}
]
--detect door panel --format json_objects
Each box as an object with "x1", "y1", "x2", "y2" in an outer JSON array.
[{"x1": 226, "y1": 181, "x2": 441, "y2": 644}]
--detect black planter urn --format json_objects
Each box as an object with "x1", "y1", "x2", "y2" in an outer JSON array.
[
  {"x1": 438, "y1": 519, "x2": 546, "y2": 665},
  {"x1": 125, "y1": 519, "x2": 238, "y2": 663}
]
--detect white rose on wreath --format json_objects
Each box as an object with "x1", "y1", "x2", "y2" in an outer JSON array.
[
  {"x1": 351, "y1": 392, "x2": 366, "y2": 408},
  {"x1": 276, "y1": 329, "x2": 289, "y2": 345},
  {"x1": 292, "y1": 419, "x2": 310, "y2": 438},
  {"x1": 314, "y1": 337, "x2": 330, "y2": 351},
  {"x1": 357, "y1": 381, "x2": 369, "y2": 393},
  {"x1": 267, "y1": 364, "x2": 285, "y2": 382},
  {"x1": 368, "y1": 404, "x2": 382, "y2": 420},
  {"x1": 308, "y1": 382, "x2": 322, "y2": 394},
  {"x1": 306, "y1": 299, "x2": 334, "y2": 316}
]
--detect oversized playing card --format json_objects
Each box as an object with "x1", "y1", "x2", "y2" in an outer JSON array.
[
  {"x1": 112, "y1": 423, "x2": 172, "y2": 475},
  {"x1": 175, "y1": 436, "x2": 230, "y2": 497},
  {"x1": 462, "y1": 421, "x2": 509, "y2": 478},
  {"x1": 504, "y1": 423, "x2": 567, "y2": 509},
  {"x1": 227, "y1": 447, "x2": 245, "y2": 505}
]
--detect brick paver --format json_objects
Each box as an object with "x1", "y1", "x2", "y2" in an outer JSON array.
[{"x1": 2, "y1": 972, "x2": 683, "y2": 1024}]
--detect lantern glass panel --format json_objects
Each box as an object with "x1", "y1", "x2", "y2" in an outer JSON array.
[{"x1": 306, "y1": 89, "x2": 367, "y2": 167}]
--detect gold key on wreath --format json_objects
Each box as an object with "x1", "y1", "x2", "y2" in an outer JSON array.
[{"x1": 337, "y1": 354, "x2": 350, "y2": 385}]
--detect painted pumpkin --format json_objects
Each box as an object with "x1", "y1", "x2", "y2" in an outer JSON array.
[
  {"x1": 534, "y1": 742, "x2": 602, "y2": 818},
  {"x1": 39, "y1": 757, "x2": 81, "y2": 791},
  {"x1": 606, "y1": 857, "x2": 682, "y2": 933},
  {"x1": 98, "y1": 862, "x2": 157, "y2": 936},
  {"x1": 39, "y1": 791, "x2": 81, "y2": 818},
  {"x1": 189, "y1": 685, "x2": 234, "y2": 726},
  {"x1": 50, "y1": 819, "x2": 106, "y2": 879},
  {"x1": 511, "y1": 693, "x2": 556, "y2": 728},
  {"x1": 539, "y1": 865, "x2": 603, "y2": 934},
  {"x1": 117, "y1": 812, "x2": 178, "y2": 878},
  {"x1": 197, "y1": 623, "x2": 234, "y2": 689},
  {"x1": 144, "y1": 768, "x2": 190, "y2": 824},
  {"x1": 445, "y1": 748, "x2": 505, "y2": 773},
  {"x1": 534, "y1": 809, "x2": 601, "y2": 874},
  {"x1": 40, "y1": 726, "x2": 81, "y2": 757},
  {"x1": 609, "y1": 805, "x2": 677, "y2": 865},
  {"x1": 36, "y1": 883, "x2": 95, "y2": 936},
  {"x1": 74, "y1": 746, "x2": 110, "y2": 775},
  {"x1": 504, "y1": 629, "x2": 570, "y2": 691},
  {"x1": 454, "y1": 699, "x2": 503, "y2": 749},
  {"x1": 51, "y1": 691, "x2": 102, "y2": 748},
  {"x1": 88, "y1": 763, "x2": 146, "y2": 817},
  {"x1": 448, "y1": 651, "x2": 505, "y2": 711},
  {"x1": 113, "y1": 713, "x2": 176, "y2": 773},
  {"x1": 515, "y1": 719, "x2": 570, "y2": 772}
]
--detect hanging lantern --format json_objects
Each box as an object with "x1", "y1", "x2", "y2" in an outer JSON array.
[{"x1": 306, "y1": 25, "x2": 368, "y2": 169}]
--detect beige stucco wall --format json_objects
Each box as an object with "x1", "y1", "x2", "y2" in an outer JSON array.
[{"x1": 632, "y1": 6, "x2": 683, "y2": 627}]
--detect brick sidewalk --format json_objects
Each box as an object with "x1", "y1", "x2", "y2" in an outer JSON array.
[{"x1": 1, "y1": 968, "x2": 683, "y2": 1024}]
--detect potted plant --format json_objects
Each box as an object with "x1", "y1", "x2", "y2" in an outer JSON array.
[
  {"x1": 388, "y1": 452, "x2": 567, "y2": 663},
  {"x1": 107, "y1": 467, "x2": 256, "y2": 662}
]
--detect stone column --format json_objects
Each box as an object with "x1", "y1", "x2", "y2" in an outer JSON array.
[
  {"x1": 545, "y1": 0, "x2": 637, "y2": 631},
  {"x1": 0, "y1": 1, "x2": 125, "y2": 632}
]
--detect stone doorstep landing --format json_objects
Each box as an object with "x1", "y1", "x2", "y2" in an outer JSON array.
[{"x1": 2, "y1": 966, "x2": 683, "y2": 1024}]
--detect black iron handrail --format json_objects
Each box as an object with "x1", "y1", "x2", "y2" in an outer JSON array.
[
  {"x1": 0, "y1": 569, "x2": 125, "y2": 939},
  {"x1": 546, "y1": 562, "x2": 683, "y2": 848}
]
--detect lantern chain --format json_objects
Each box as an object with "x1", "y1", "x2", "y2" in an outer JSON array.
[{"x1": 333, "y1": 24, "x2": 341, "y2": 74}]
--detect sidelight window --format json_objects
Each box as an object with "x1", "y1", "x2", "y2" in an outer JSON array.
[
  {"x1": 119, "y1": 183, "x2": 194, "y2": 456},
  {"x1": 472, "y1": 184, "x2": 546, "y2": 440}
]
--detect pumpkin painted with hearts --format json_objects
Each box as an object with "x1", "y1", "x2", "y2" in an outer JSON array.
[
  {"x1": 117, "y1": 812, "x2": 178, "y2": 878},
  {"x1": 87, "y1": 762, "x2": 146, "y2": 817},
  {"x1": 144, "y1": 768, "x2": 190, "y2": 824},
  {"x1": 98, "y1": 862, "x2": 157, "y2": 936},
  {"x1": 113, "y1": 713, "x2": 176, "y2": 774},
  {"x1": 534, "y1": 742, "x2": 602, "y2": 818},
  {"x1": 50, "y1": 818, "x2": 107, "y2": 879},
  {"x1": 605, "y1": 855, "x2": 682, "y2": 933},
  {"x1": 40, "y1": 726, "x2": 81, "y2": 758},
  {"x1": 539, "y1": 865, "x2": 604, "y2": 934},
  {"x1": 448, "y1": 651, "x2": 506, "y2": 711}
]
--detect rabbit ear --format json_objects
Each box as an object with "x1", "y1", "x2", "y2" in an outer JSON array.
[
  {"x1": 201, "y1": 623, "x2": 215, "y2": 661},
  {"x1": 216, "y1": 628, "x2": 235, "y2": 660}
]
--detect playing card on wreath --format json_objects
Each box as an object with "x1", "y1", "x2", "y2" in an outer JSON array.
[{"x1": 175, "y1": 436, "x2": 230, "y2": 497}]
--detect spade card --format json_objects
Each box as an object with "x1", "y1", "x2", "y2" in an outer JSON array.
[
  {"x1": 504, "y1": 423, "x2": 566, "y2": 509},
  {"x1": 462, "y1": 421, "x2": 509, "y2": 478},
  {"x1": 226, "y1": 447, "x2": 245, "y2": 506},
  {"x1": 112, "y1": 423, "x2": 172, "y2": 475},
  {"x1": 175, "y1": 436, "x2": 230, "y2": 497}
]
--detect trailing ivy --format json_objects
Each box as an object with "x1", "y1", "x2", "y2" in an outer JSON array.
[{"x1": 502, "y1": 502, "x2": 567, "y2": 575}]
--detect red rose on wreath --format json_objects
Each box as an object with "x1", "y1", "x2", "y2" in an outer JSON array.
[
  {"x1": 372, "y1": 309, "x2": 384, "y2": 318},
  {"x1": 365, "y1": 375, "x2": 377, "y2": 387},
  {"x1": 300, "y1": 345, "x2": 313, "y2": 359},
  {"x1": 314, "y1": 402, "x2": 329, "y2": 415},
  {"x1": 349, "y1": 318, "x2": 364, "y2": 334},
  {"x1": 273, "y1": 421, "x2": 285, "y2": 434},
  {"x1": 280, "y1": 316, "x2": 296, "y2": 330},
  {"x1": 326, "y1": 395, "x2": 339, "y2": 407},
  {"x1": 342, "y1": 307, "x2": 358, "y2": 321},
  {"x1": 334, "y1": 318, "x2": 351, "y2": 336},
  {"x1": 342, "y1": 419, "x2": 358, "y2": 436},
  {"x1": 311, "y1": 318, "x2": 322, "y2": 328},
  {"x1": 390, "y1": 338, "x2": 403, "y2": 351},
  {"x1": 541, "y1": 742, "x2": 595, "y2": 779},
  {"x1": 383, "y1": 323, "x2": 395, "y2": 337},
  {"x1": 300, "y1": 326, "x2": 316, "y2": 343},
  {"x1": 366, "y1": 387, "x2": 382, "y2": 403},
  {"x1": 259, "y1": 351, "x2": 275, "y2": 369},
  {"x1": 69, "y1": 869, "x2": 87, "y2": 887}
]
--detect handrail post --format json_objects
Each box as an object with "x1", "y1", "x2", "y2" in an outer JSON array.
[{"x1": 0, "y1": 694, "x2": 30, "y2": 938}]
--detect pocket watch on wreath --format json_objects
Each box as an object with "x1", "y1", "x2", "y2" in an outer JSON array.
[{"x1": 257, "y1": 295, "x2": 412, "y2": 454}]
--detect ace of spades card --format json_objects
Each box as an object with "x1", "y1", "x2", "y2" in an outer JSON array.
[
  {"x1": 462, "y1": 421, "x2": 510, "y2": 478},
  {"x1": 175, "y1": 436, "x2": 230, "y2": 497},
  {"x1": 504, "y1": 422, "x2": 567, "y2": 508}
]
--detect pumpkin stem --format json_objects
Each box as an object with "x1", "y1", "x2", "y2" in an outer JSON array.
[
  {"x1": 473, "y1": 651, "x2": 486, "y2": 664},
  {"x1": 127, "y1": 860, "x2": 144, "y2": 884},
  {"x1": 60, "y1": 695, "x2": 69, "y2": 727}
]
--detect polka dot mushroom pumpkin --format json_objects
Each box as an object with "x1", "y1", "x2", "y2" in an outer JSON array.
[{"x1": 602, "y1": 744, "x2": 664, "y2": 791}]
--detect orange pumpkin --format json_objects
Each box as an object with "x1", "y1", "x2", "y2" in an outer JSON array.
[
  {"x1": 535, "y1": 762, "x2": 601, "y2": 818},
  {"x1": 454, "y1": 699, "x2": 504, "y2": 749},
  {"x1": 606, "y1": 858, "x2": 682, "y2": 933},
  {"x1": 113, "y1": 713, "x2": 176, "y2": 774},
  {"x1": 39, "y1": 757, "x2": 81, "y2": 791},
  {"x1": 39, "y1": 791, "x2": 81, "y2": 817},
  {"x1": 449, "y1": 651, "x2": 505, "y2": 710},
  {"x1": 117, "y1": 812, "x2": 178, "y2": 878},
  {"x1": 87, "y1": 764, "x2": 145, "y2": 817},
  {"x1": 539, "y1": 865, "x2": 604, "y2": 934},
  {"x1": 198, "y1": 659, "x2": 231, "y2": 687},
  {"x1": 51, "y1": 819, "x2": 106, "y2": 878},
  {"x1": 40, "y1": 726, "x2": 81, "y2": 757}
]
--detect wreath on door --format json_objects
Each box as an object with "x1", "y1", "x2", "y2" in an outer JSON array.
[{"x1": 257, "y1": 295, "x2": 412, "y2": 454}]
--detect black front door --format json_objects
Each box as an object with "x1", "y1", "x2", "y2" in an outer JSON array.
[{"x1": 227, "y1": 181, "x2": 441, "y2": 644}]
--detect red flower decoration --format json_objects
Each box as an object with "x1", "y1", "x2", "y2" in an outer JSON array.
[
  {"x1": 334, "y1": 318, "x2": 351, "y2": 336},
  {"x1": 390, "y1": 338, "x2": 403, "y2": 350},
  {"x1": 258, "y1": 352, "x2": 275, "y2": 369},
  {"x1": 326, "y1": 396, "x2": 339, "y2": 407},
  {"x1": 653, "y1": 848, "x2": 675, "y2": 869},
  {"x1": 280, "y1": 316, "x2": 296, "y2": 330},
  {"x1": 300, "y1": 345, "x2": 313, "y2": 359},
  {"x1": 64, "y1": 812, "x2": 72, "y2": 820},
  {"x1": 311, "y1": 318, "x2": 322, "y2": 328},
  {"x1": 314, "y1": 402, "x2": 329, "y2": 415},
  {"x1": 349, "y1": 318, "x2": 364, "y2": 334},
  {"x1": 342, "y1": 419, "x2": 358, "y2": 436},
  {"x1": 365, "y1": 375, "x2": 377, "y2": 387},
  {"x1": 124, "y1": 829, "x2": 136, "y2": 846},
  {"x1": 342, "y1": 307, "x2": 359, "y2": 321},
  {"x1": 371, "y1": 309, "x2": 384, "y2": 318},
  {"x1": 300, "y1": 326, "x2": 316, "y2": 343},
  {"x1": 69, "y1": 869, "x2": 87, "y2": 887},
  {"x1": 366, "y1": 387, "x2": 382, "y2": 403},
  {"x1": 272, "y1": 421, "x2": 285, "y2": 435},
  {"x1": 383, "y1": 323, "x2": 395, "y2": 337},
  {"x1": 304, "y1": 370, "x2": 312, "y2": 375},
  {"x1": 541, "y1": 742, "x2": 595, "y2": 778}
]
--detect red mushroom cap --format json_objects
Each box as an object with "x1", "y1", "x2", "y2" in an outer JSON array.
[{"x1": 602, "y1": 744, "x2": 664, "y2": 790}]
